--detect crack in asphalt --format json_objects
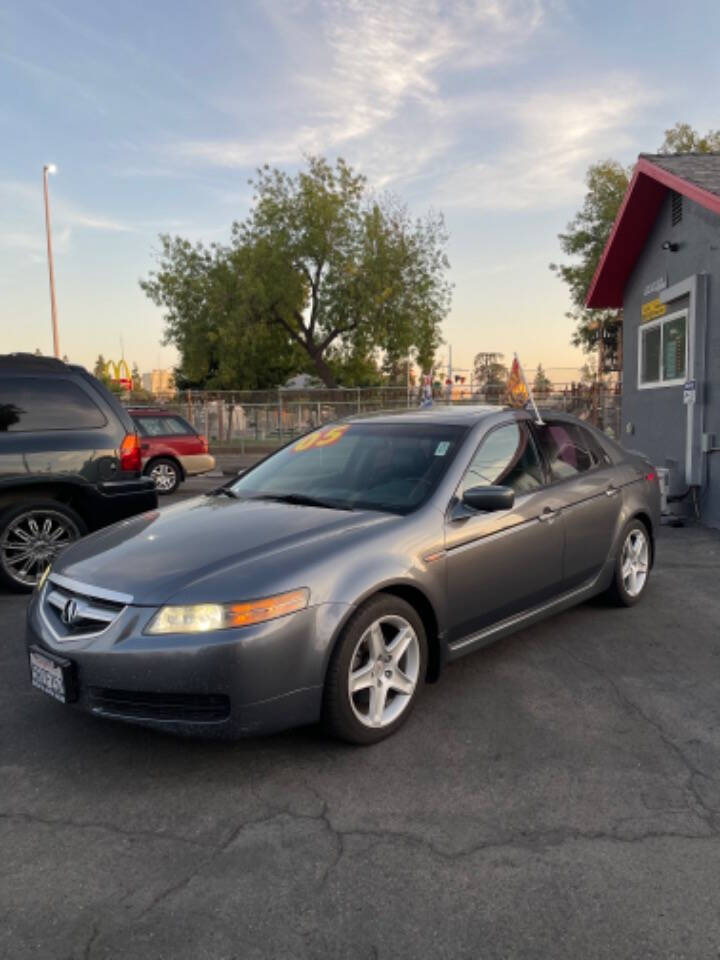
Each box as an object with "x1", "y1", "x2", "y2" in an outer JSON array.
[
  {"x1": 556, "y1": 642, "x2": 720, "y2": 833},
  {"x1": 0, "y1": 810, "x2": 212, "y2": 851},
  {"x1": 81, "y1": 923, "x2": 99, "y2": 960}
]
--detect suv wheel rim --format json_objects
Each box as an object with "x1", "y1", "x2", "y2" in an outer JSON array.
[
  {"x1": 0, "y1": 510, "x2": 80, "y2": 587},
  {"x1": 150, "y1": 463, "x2": 177, "y2": 491},
  {"x1": 621, "y1": 528, "x2": 649, "y2": 598},
  {"x1": 348, "y1": 615, "x2": 420, "y2": 729}
]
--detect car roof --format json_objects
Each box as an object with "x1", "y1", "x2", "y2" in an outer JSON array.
[
  {"x1": 127, "y1": 408, "x2": 178, "y2": 415},
  {"x1": 0, "y1": 353, "x2": 75, "y2": 374},
  {"x1": 346, "y1": 405, "x2": 603, "y2": 430},
  {"x1": 348, "y1": 404, "x2": 504, "y2": 426}
]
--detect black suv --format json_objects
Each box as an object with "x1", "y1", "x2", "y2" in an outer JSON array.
[{"x1": 0, "y1": 354, "x2": 157, "y2": 591}]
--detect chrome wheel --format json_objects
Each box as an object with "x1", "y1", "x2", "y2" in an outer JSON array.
[
  {"x1": 0, "y1": 509, "x2": 80, "y2": 588},
  {"x1": 149, "y1": 462, "x2": 178, "y2": 493},
  {"x1": 621, "y1": 527, "x2": 649, "y2": 598},
  {"x1": 348, "y1": 615, "x2": 420, "y2": 729}
]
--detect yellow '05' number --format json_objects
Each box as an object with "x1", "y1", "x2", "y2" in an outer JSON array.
[{"x1": 293, "y1": 424, "x2": 350, "y2": 452}]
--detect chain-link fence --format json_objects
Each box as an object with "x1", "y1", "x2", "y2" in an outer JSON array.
[{"x1": 121, "y1": 384, "x2": 622, "y2": 449}]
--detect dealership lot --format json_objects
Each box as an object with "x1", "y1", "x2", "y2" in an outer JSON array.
[{"x1": 2, "y1": 505, "x2": 720, "y2": 959}]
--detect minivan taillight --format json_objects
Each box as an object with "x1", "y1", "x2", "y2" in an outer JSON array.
[
  {"x1": 199, "y1": 434, "x2": 209, "y2": 452},
  {"x1": 120, "y1": 433, "x2": 142, "y2": 473}
]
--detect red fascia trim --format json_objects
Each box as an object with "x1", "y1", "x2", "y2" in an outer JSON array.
[
  {"x1": 585, "y1": 165, "x2": 642, "y2": 308},
  {"x1": 586, "y1": 157, "x2": 720, "y2": 308},
  {"x1": 637, "y1": 158, "x2": 720, "y2": 217}
]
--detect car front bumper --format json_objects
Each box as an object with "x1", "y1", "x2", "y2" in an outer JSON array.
[{"x1": 26, "y1": 589, "x2": 350, "y2": 738}]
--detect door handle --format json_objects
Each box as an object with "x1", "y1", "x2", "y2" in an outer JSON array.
[
  {"x1": 538, "y1": 508, "x2": 558, "y2": 523},
  {"x1": 605, "y1": 485, "x2": 619, "y2": 497}
]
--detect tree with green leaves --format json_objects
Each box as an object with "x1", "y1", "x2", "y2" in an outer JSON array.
[
  {"x1": 93, "y1": 354, "x2": 107, "y2": 379},
  {"x1": 142, "y1": 156, "x2": 450, "y2": 388},
  {"x1": 659, "y1": 122, "x2": 720, "y2": 154},
  {"x1": 551, "y1": 123, "x2": 720, "y2": 356},
  {"x1": 473, "y1": 352, "x2": 507, "y2": 399},
  {"x1": 533, "y1": 363, "x2": 552, "y2": 397}
]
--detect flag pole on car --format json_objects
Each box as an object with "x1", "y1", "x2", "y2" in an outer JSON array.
[{"x1": 508, "y1": 353, "x2": 544, "y2": 425}]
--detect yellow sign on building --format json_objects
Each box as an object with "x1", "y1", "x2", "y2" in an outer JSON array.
[{"x1": 641, "y1": 298, "x2": 667, "y2": 322}]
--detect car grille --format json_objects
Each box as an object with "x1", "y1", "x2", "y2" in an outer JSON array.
[
  {"x1": 43, "y1": 581, "x2": 126, "y2": 640},
  {"x1": 87, "y1": 688, "x2": 231, "y2": 723}
]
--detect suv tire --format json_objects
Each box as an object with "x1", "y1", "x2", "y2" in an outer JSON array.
[{"x1": 0, "y1": 501, "x2": 85, "y2": 592}]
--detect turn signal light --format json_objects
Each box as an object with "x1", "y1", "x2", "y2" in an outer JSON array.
[
  {"x1": 120, "y1": 433, "x2": 142, "y2": 473},
  {"x1": 227, "y1": 589, "x2": 309, "y2": 627}
]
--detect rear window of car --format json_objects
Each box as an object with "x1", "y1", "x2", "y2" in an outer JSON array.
[
  {"x1": 133, "y1": 415, "x2": 195, "y2": 437},
  {"x1": 0, "y1": 377, "x2": 107, "y2": 432},
  {"x1": 533, "y1": 421, "x2": 605, "y2": 480}
]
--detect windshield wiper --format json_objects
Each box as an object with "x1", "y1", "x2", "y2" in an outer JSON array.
[
  {"x1": 251, "y1": 493, "x2": 353, "y2": 511},
  {"x1": 208, "y1": 486, "x2": 239, "y2": 498}
]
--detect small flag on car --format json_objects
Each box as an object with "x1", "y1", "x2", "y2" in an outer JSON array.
[
  {"x1": 507, "y1": 353, "x2": 544, "y2": 424},
  {"x1": 507, "y1": 356, "x2": 529, "y2": 407}
]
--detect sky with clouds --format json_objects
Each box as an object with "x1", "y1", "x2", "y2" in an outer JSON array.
[{"x1": 2, "y1": 0, "x2": 720, "y2": 380}]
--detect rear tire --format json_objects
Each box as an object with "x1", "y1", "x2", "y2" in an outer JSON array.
[
  {"x1": 323, "y1": 594, "x2": 427, "y2": 745},
  {"x1": 145, "y1": 458, "x2": 181, "y2": 495},
  {"x1": 0, "y1": 501, "x2": 85, "y2": 592},
  {"x1": 605, "y1": 519, "x2": 651, "y2": 607}
]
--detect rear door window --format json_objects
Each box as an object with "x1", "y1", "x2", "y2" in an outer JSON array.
[
  {"x1": 533, "y1": 422, "x2": 597, "y2": 481},
  {"x1": 134, "y1": 415, "x2": 195, "y2": 437},
  {"x1": 0, "y1": 378, "x2": 106, "y2": 431}
]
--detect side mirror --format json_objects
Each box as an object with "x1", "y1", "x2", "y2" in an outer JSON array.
[{"x1": 462, "y1": 485, "x2": 514, "y2": 512}]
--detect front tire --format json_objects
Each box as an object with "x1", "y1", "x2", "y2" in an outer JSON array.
[
  {"x1": 606, "y1": 520, "x2": 651, "y2": 606},
  {"x1": 323, "y1": 594, "x2": 427, "y2": 745},
  {"x1": 0, "y1": 501, "x2": 85, "y2": 592},
  {"x1": 145, "y1": 458, "x2": 181, "y2": 495}
]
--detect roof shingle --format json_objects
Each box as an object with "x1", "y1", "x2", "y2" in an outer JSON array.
[{"x1": 640, "y1": 153, "x2": 720, "y2": 198}]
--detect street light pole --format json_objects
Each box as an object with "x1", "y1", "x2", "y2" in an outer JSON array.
[{"x1": 43, "y1": 164, "x2": 60, "y2": 358}]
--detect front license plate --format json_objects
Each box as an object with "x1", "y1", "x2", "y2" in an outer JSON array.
[{"x1": 29, "y1": 646, "x2": 75, "y2": 703}]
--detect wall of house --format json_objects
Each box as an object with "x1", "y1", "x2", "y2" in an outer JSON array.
[{"x1": 622, "y1": 191, "x2": 720, "y2": 525}]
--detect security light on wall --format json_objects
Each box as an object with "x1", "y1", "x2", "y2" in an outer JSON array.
[{"x1": 661, "y1": 241, "x2": 679, "y2": 252}]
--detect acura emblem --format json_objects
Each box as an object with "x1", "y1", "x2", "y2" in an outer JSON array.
[{"x1": 61, "y1": 598, "x2": 79, "y2": 625}]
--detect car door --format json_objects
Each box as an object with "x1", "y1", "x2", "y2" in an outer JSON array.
[
  {"x1": 531, "y1": 420, "x2": 622, "y2": 590},
  {"x1": 444, "y1": 420, "x2": 565, "y2": 644}
]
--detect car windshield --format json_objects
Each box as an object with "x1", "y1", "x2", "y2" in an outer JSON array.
[{"x1": 230, "y1": 421, "x2": 468, "y2": 514}]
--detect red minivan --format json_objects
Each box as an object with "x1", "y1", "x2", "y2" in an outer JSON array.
[{"x1": 128, "y1": 408, "x2": 216, "y2": 495}]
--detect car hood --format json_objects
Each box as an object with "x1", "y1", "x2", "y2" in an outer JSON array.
[{"x1": 55, "y1": 495, "x2": 393, "y2": 604}]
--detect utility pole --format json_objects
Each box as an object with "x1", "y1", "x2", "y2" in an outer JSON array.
[{"x1": 43, "y1": 164, "x2": 60, "y2": 358}]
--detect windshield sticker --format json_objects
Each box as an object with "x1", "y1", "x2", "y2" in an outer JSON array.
[
  {"x1": 293, "y1": 424, "x2": 350, "y2": 452},
  {"x1": 434, "y1": 441, "x2": 451, "y2": 457}
]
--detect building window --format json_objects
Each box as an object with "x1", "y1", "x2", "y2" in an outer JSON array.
[{"x1": 638, "y1": 310, "x2": 687, "y2": 388}]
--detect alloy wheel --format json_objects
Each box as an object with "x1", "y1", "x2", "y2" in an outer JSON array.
[
  {"x1": 150, "y1": 462, "x2": 178, "y2": 492},
  {"x1": 0, "y1": 509, "x2": 80, "y2": 588},
  {"x1": 348, "y1": 614, "x2": 420, "y2": 729},
  {"x1": 621, "y1": 527, "x2": 649, "y2": 598}
]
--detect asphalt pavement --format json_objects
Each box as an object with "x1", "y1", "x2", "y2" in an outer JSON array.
[{"x1": 2, "y1": 509, "x2": 720, "y2": 960}]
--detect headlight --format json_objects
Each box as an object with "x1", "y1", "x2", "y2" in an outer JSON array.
[{"x1": 145, "y1": 588, "x2": 310, "y2": 635}]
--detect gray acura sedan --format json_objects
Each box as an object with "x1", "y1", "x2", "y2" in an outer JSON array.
[{"x1": 26, "y1": 407, "x2": 660, "y2": 744}]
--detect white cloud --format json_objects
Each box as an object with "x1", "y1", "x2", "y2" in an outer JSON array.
[
  {"x1": 0, "y1": 226, "x2": 72, "y2": 256},
  {"x1": 174, "y1": 0, "x2": 547, "y2": 173},
  {"x1": 433, "y1": 77, "x2": 656, "y2": 211},
  {"x1": 169, "y1": 2, "x2": 656, "y2": 216},
  {"x1": 0, "y1": 180, "x2": 136, "y2": 234}
]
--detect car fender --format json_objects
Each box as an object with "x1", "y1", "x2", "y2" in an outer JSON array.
[{"x1": 316, "y1": 550, "x2": 448, "y2": 681}]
